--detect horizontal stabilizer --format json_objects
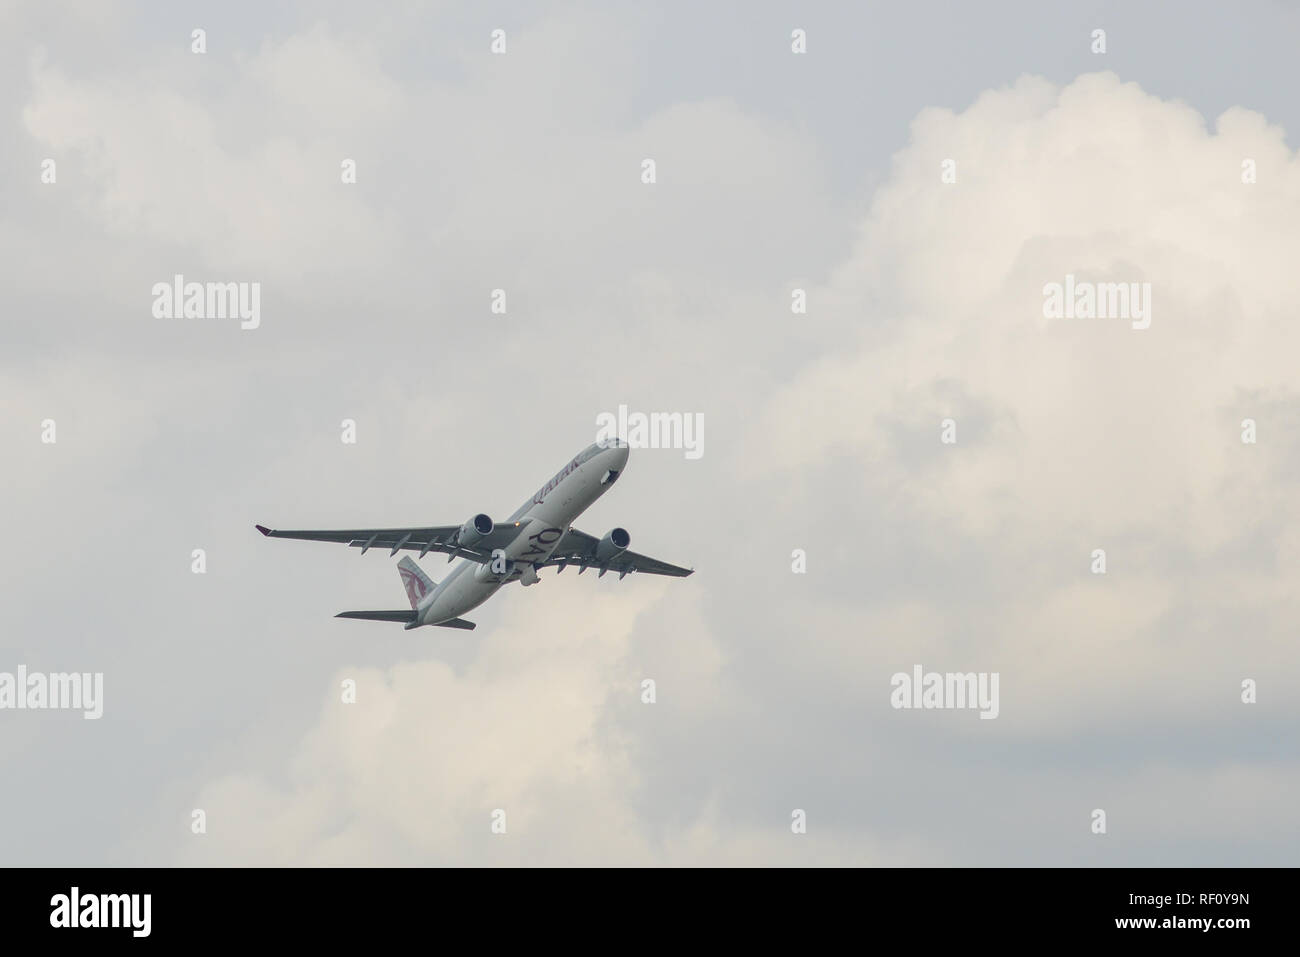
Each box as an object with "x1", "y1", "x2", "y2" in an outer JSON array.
[
  {"x1": 336, "y1": 610, "x2": 475, "y2": 630},
  {"x1": 431, "y1": 617, "x2": 476, "y2": 630},
  {"x1": 336, "y1": 609, "x2": 417, "y2": 623}
]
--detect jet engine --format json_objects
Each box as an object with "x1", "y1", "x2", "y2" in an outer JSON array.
[
  {"x1": 457, "y1": 513, "x2": 494, "y2": 547},
  {"x1": 596, "y1": 527, "x2": 631, "y2": 561}
]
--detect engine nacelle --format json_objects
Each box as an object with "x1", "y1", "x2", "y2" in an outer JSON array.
[
  {"x1": 474, "y1": 557, "x2": 513, "y2": 583},
  {"x1": 596, "y1": 527, "x2": 631, "y2": 562},
  {"x1": 457, "y1": 513, "x2": 494, "y2": 547}
]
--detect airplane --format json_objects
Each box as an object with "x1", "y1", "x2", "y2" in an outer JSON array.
[{"x1": 255, "y1": 439, "x2": 692, "y2": 630}]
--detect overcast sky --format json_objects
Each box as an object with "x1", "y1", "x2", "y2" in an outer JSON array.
[{"x1": 3, "y1": 0, "x2": 1299, "y2": 865}]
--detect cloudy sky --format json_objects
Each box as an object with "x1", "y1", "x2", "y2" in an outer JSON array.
[{"x1": 3, "y1": 0, "x2": 1298, "y2": 866}]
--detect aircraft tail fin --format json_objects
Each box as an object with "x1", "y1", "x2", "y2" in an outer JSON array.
[{"x1": 397, "y1": 556, "x2": 437, "y2": 609}]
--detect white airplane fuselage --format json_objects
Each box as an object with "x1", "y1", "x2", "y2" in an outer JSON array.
[{"x1": 416, "y1": 442, "x2": 630, "y2": 626}]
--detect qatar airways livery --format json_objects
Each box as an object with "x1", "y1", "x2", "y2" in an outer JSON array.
[{"x1": 256, "y1": 440, "x2": 692, "y2": 630}]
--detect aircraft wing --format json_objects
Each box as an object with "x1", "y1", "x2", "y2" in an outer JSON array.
[
  {"x1": 254, "y1": 522, "x2": 528, "y2": 562},
  {"x1": 540, "y1": 527, "x2": 694, "y2": 578}
]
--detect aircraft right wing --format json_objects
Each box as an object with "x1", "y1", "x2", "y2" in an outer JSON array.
[{"x1": 254, "y1": 522, "x2": 528, "y2": 563}]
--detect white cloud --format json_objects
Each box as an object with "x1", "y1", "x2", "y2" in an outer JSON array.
[{"x1": 755, "y1": 71, "x2": 1300, "y2": 738}]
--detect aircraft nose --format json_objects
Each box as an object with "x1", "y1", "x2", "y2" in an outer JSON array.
[{"x1": 611, "y1": 443, "x2": 630, "y2": 468}]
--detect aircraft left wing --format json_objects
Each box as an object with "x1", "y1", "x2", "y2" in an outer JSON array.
[
  {"x1": 254, "y1": 523, "x2": 527, "y2": 562},
  {"x1": 540, "y1": 527, "x2": 694, "y2": 578}
]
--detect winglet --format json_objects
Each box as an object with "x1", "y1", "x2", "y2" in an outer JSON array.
[{"x1": 255, "y1": 524, "x2": 272, "y2": 536}]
